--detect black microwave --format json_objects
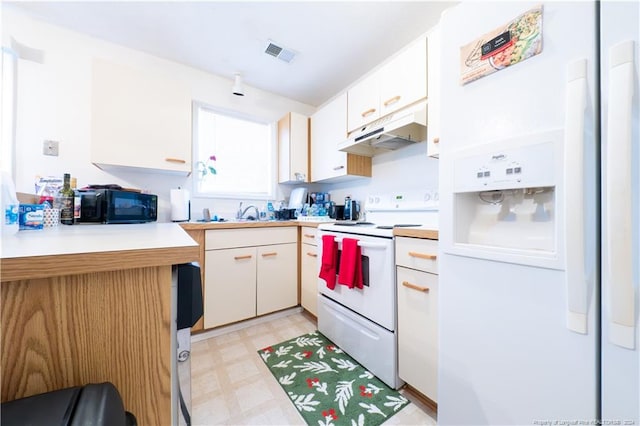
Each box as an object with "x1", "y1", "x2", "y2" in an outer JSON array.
[{"x1": 78, "y1": 189, "x2": 157, "y2": 224}]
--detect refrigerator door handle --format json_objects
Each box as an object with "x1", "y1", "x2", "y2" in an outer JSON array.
[
  {"x1": 564, "y1": 59, "x2": 589, "y2": 334},
  {"x1": 605, "y1": 40, "x2": 635, "y2": 349}
]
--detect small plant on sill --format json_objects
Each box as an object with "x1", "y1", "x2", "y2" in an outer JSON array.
[{"x1": 196, "y1": 155, "x2": 217, "y2": 178}]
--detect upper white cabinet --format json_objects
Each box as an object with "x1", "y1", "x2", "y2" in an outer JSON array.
[
  {"x1": 91, "y1": 58, "x2": 192, "y2": 175},
  {"x1": 347, "y1": 37, "x2": 427, "y2": 133},
  {"x1": 426, "y1": 26, "x2": 441, "y2": 159},
  {"x1": 311, "y1": 93, "x2": 372, "y2": 182},
  {"x1": 379, "y1": 36, "x2": 428, "y2": 118},
  {"x1": 278, "y1": 112, "x2": 309, "y2": 184},
  {"x1": 346, "y1": 73, "x2": 380, "y2": 132}
]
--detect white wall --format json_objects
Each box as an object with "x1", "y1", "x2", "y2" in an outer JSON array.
[
  {"x1": 2, "y1": 7, "x2": 315, "y2": 221},
  {"x1": 2, "y1": 6, "x2": 440, "y2": 223},
  {"x1": 324, "y1": 142, "x2": 439, "y2": 210}
]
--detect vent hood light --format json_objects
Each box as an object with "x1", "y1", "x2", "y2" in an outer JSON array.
[{"x1": 338, "y1": 101, "x2": 428, "y2": 157}]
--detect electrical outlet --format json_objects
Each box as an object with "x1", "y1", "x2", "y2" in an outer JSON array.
[{"x1": 43, "y1": 140, "x2": 59, "y2": 156}]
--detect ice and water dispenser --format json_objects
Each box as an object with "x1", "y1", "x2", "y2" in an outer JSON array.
[{"x1": 447, "y1": 130, "x2": 565, "y2": 269}]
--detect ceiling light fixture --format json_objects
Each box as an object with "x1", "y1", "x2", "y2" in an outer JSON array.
[{"x1": 232, "y1": 73, "x2": 244, "y2": 96}]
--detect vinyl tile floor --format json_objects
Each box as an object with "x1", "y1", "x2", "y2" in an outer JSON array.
[{"x1": 190, "y1": 310, "x2": 437, "y2": 425}]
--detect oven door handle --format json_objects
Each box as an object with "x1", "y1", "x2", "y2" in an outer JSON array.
[{"x1": 333, "y1": 238, "x2": 388, "y2": 249}]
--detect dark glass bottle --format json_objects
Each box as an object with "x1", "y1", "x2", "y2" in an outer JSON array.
[{"x1": 59, "y1": 173, "x2": 74, "y2": 225}]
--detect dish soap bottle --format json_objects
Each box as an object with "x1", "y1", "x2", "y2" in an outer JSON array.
[{"x1": 267, "y1": 201, "x2": 275, "y2": 221}]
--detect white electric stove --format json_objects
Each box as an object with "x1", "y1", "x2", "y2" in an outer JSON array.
[{"x1": 316, "y1": 191, "x2": 438, "y2": 389}]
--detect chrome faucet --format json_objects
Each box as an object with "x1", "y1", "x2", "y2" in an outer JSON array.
[{"x1": 236, "y1": 202, "x2": 260, "y2": 220}]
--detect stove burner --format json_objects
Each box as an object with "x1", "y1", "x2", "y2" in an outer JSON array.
[{"x1": 333, "y1": 221, "x2": 375, "y2": 226}]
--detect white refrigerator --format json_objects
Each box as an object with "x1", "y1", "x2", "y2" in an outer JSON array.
[{"x1": 438, "y1": 1, "x2": 638, "y2": 425}]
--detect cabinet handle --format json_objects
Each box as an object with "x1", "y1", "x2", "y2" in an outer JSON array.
[
  {"x1": 261, "y1": 252, "x2": 278, "y2": 257},
  {"x1": 234, "y1": 255, "x2": 253, "y2": 260},
  {"x1": 333, "y1": 165, "x2": 345, "y2": 171},
  {"x1": 361, "y1": 108, "x2": 376, "y2": 118},
  {"x1": 304, "y1": 234, "x2": 315, "y2": 238},
  {"x1": 433, "y1": 137, "x2": 440, "y2": 144},
  {"x1": 165, "y1": 157, "x2": 186, "y2": 164},
  {"x1": 408, "y1": 251, "x2": 437, "y2": 260},
  {"x1": 383, "y1": 95, "x2": 401, "y2": 107},
  {"x1": 402, "y1": 281, "x2": 430, "y2": 292},
  {"x1": 307, "y1": 252, "x2": 318, "y2": 258}
]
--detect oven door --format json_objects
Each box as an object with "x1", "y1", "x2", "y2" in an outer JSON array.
[
  {"x1": 317, "y1": 230, "x2": 395, "y2": 331},
  {"x1": 317, "y1": 294, "x2": 401, "y2": 389}
]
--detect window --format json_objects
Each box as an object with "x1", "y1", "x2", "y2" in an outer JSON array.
[
  {"x1": 1, "y1": 46, "x2": 16, "y2": 175},
  {"x1": 193, "y1": 102, "x2": 274, "y2": 199}
]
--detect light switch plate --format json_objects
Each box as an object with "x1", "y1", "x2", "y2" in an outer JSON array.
[{"x1": 43, "y1": 140, "x2": 59, "y2": 156}]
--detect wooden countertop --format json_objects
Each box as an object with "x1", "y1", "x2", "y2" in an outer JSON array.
[
  {"x1": 1, "y1": 223, "x2": 199, "y2": 282},
  {"x1": 180, "y1": 219, "x2": 328, "y2": 230},
  {"x1": 181, "y1": 220, "x2": 436, "y2": 238},
  {"x1": 393, "y1": 227, "x2": 439, "y2": 240}
]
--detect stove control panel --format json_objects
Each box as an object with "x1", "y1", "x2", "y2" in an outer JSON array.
[{"x1": 367, "y1": 190, "x2": 439, "y2": 211}]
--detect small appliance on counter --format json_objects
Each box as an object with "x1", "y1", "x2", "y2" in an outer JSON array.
[
  {"x1": 78, "y1": 187, "x2": 157, "y2": 224},
  {"x1": 170, "y1": 188, "x2": 190, "y2": 222},
  {"x1": 343, "y1": 196, "x2": 360, "y2": 221},
  {"x1": 288, "y1": 187, "x2": 307, "y2": 211}
]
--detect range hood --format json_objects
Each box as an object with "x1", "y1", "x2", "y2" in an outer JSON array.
[{"x1": 338, "y1": 101, "x2": 427, "y2": 157}]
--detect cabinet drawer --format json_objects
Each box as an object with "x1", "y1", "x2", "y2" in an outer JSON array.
[
  {"x1": 395, "y1": 236, "x2": 438, "y2": 274},
  {"x1": 396, "y1": 266, "x2": 438, "y2": 401},
  {"x1": 205, "y1": 227, "x2": 297, "y2": 249},
  {"x1": 300, "y1": 227, "x2": 318, "y2": 246}
]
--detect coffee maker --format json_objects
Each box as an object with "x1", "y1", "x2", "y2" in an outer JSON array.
[{"x1": 343, "y1": 196, "x2": 360, "y2": 221}]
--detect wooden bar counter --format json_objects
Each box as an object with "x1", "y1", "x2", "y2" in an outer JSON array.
[{"x1": 0, "y1": 223, "x2": 199, "y2": 425}]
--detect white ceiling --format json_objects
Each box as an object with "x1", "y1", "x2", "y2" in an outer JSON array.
[{"x1": 5, "y1": 1, "x2": 456, "y2": 107}]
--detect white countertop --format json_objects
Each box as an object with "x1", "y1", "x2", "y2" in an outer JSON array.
[{"x1": 1, "y1": 223, "x2": 198, "y2": 259}]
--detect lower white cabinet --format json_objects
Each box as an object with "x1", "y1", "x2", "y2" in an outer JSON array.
[
  {"x1": 300, "y1": 227, "x2": 319, "y2": 316},
  {"x1": 395, "y1": 236, "x2": 439, "y2": 402},
  {"x1": 204, "y1": 227, "x2": 297, "y2": 329},
  {"x1": 205, "y1": 247, "x2": 256, "y2": 327},
  {"x1": 257, "y1": 244, "x2": 298, "y2": 315}
]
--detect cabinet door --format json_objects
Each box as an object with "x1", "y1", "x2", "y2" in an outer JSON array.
[
  {"x1": 204, "y1": 247, "x2": 256, "y2": 328},
  {"x1": 278, "y1": 112, "x2": 309, "y2": 183},
  {"x1": 91, "y1": 59, "x2": 191, "y2": 174},
  {"x1": 347, "y1": 73, "x2": 380, "y2": 132},
  {"x1": 256, "y1": 243, "x2": 298, "y2": 315},
  {"x1": 397, "y1": 266, "x2": 438, "y2": 402},
  {"x1": 311, "y1": 93, "x2": 349, "y2": 182},
  {"x1": 311, "y1": 93, "x2": 372, "y2": 183},
  {"x1": 301, "y1": 242, "x2": 319, "y2": 316},
  {"x1": 379, "y1": 37, "x2": 428, "y2": 117},
  {"x1": 426, "y1": 27, "x2": 441, "y2": 158}
]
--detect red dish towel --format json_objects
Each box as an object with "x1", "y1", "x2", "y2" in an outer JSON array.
[
  {"x1": 319, "y1": 235, "x2": 338, "y2": 290},
  {"x1": 337, "y1": 238, "x2": 363, "y2": 289}
]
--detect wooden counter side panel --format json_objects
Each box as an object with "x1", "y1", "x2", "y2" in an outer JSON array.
[
  {"x1": 1, "y1": 245, "x2": 199, "y2": 282},
  {"x1": 1, "y1": 266, "x2": 172, "y2": 426}
]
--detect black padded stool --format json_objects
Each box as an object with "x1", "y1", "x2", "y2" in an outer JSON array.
[{"x1": 1, "y1": 382, "x2": 136, "y2": 426}]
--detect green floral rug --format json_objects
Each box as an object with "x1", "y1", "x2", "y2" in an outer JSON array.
[{"x1": 258, "y1": 331, "x2": 409, "y2": 426}]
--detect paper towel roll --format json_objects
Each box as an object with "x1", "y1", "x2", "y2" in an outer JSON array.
[{"x1": 170, "y1": 188, "x2": 190, "y2": 222}]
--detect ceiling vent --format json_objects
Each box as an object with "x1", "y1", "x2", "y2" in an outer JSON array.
[{"x1": 264, "y1": 40, "x2": 297, "y2": 63}]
